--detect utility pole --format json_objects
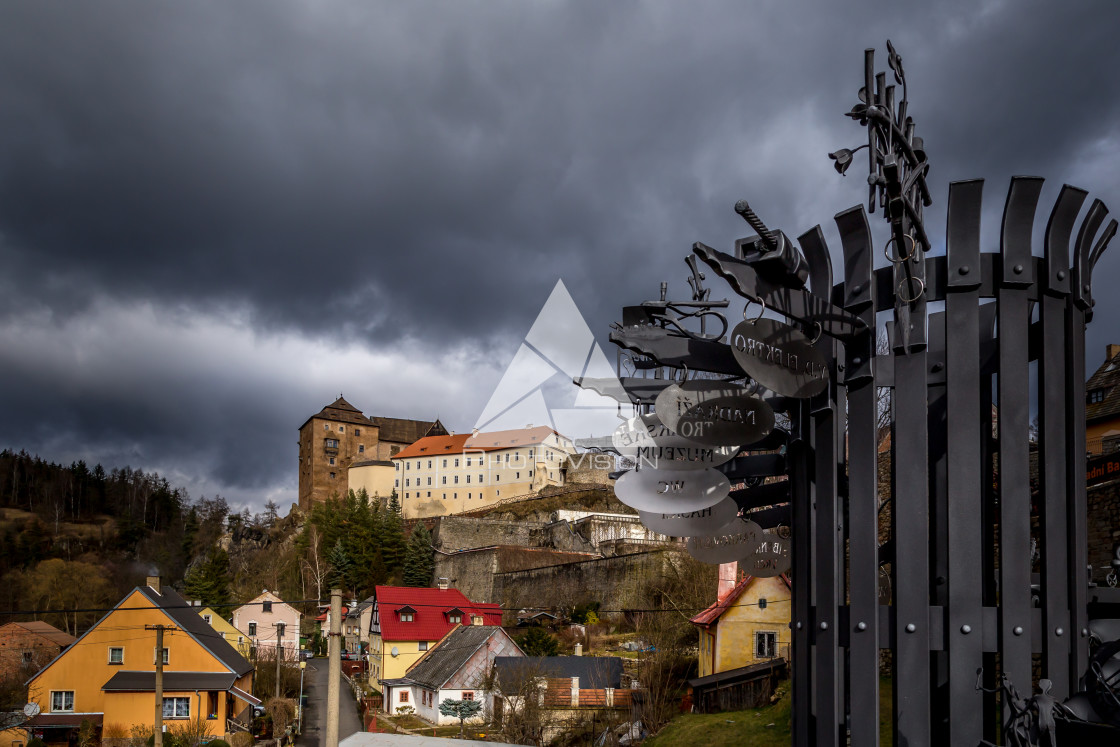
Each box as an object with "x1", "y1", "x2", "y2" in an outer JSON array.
[
  {"x1": 274, "y1": 623, "x2": 284, "y2": 699},
  {"x1": 145, "y1": 625, "x2": 174, "y2": 747},
  {"x1": 326, "y1": 589, "x2": 341, "y2": 747}
]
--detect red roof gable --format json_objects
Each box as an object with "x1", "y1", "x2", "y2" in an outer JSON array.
[
  {"x1": 375, "y1": 586, "x2": 502, "y2": 642},
  {"x1": 690, "y1": 574, "x2": 791, "y2": 628}
]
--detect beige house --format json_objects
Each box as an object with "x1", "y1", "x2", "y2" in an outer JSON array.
[
  {"x1": 231, "y1": 590, "x2": 302, "y2": 659},
  {"x1": 391, "y1": 426, "x2": 576, "y2": 519}
]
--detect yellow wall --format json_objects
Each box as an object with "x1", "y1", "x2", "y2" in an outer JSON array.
[
  {"x1": 198, "y1": 608, "x2": 251, "y2": 659},
  {"x1": 0, "y1": 726, "x2": 27, "y2": 747},
  {"x1": 28, "y1": 590, "x2": 249, "y2": 732},
  {"x1": 368, "y1": 633, "x2": 433, "y2": 689},
  {"x1": 698, "y1": 576, "x2": 791, "y2": 677},
  {"x1": 1087, "y1": 420, "x2": 1120, "y2": 455},
  {"x1": 347, "y1": 463, "x2": 397, "y2": 499}
]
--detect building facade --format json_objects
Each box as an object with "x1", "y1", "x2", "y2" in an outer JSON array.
[
  {"x1": 24, "y1": 578, "x2": 256, "y2": 745},
  {"x1": 391, "y1": 427, "x2": 576, "y2": 519},
  {"x1": 690, "y1": 565, "x2": 791, "y2": 678},
  {"x1": 297, "y1": 396, "x2": 446, "y2": 510},
  {"x1": 230, "y1": 591, "x2": 302, "y2": 659},
  {"x1": 1087, "y1": 343, "x2": 1120, "y2": 455}
]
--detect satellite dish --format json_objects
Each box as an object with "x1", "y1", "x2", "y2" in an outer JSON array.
[
  {"x1": 390, "y1": 646, "x2": 399, "y2": 658},
  {"x1": 24, "y1": 703, "x2": 41, "y2": 718}
]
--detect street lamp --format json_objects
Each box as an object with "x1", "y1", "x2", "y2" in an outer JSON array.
[{"x1": 297, "y1": 660, "x2": 307, "y2": 734}]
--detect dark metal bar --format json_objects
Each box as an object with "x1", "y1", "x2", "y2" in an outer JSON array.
[
  {"x1": 943, "y1": 179, "x2": 986, "y2": 745},
  {"x1": 1038, "y1": 186, "x2": 1087, "y2": 699},
  {"x1": 996, "y1": 177, "x2": 1043, "y2": 728},
  {"x1": 926, "y1": 310, "x2": 949, "y2": 742},
  {"x1": 789, "y1": 400, "x2": 813, "y2": 747},
  {"x1": 836, "y1": 206, "x2": 879, "y2": 747}
]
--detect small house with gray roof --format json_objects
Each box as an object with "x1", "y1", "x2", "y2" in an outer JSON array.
[{"x1": 380, "y1": 625, "x2": 522, "y2": 725}]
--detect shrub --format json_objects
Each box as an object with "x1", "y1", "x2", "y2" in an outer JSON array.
[
  {"x1": 207, "y1": 741, "x2": 231, "y2": 747},
  {"x1": 229, "y1": 732, "x2": 252, "y2": 747}
]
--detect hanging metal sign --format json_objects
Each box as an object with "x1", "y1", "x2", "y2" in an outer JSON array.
[
  {"x1": 653, "y1": 380, "x2": 748, "y2": 433},
  {"x1": 637, "y1": 493, "x2": 741, "y2": 535},
  {"x1": 740, "y1": 532, "x2": 791, "y2": 577},
  {"x1": 613, "y1": 466, "x2": 730, "y2": 513},
  {"x1": 675, "y1": 394, "x2": 775, "y2": 447},
  {"x1": 686, "y1": 519, "x2": 764, "y2": 564},
  {"x1": 611, "y1": 414, "x2": 738, "y2": 469},
  {"x1": 730, "y1": 317, "x2": 829, "y2": 398}
]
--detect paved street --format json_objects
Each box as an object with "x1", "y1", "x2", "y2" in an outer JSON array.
[{"x1": 295, "y1": 658, "x2": 363, "y2": 747}]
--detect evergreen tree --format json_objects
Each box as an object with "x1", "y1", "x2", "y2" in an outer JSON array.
[
  {"x1": 183, "y1": 549, "x2": 231, "y2": 608},
  {"x1": 515, "y1": 627, "x2": 560, "y2": 657},
  {"x1": 402, "y1": 523, "x2": 434, "y2": 587},
  {"x1": 327, "y1": 539, "x2": 354, "y2": 597},
  {"x1": 380, "y1": 490, "x2": 407, "y2": 574}
]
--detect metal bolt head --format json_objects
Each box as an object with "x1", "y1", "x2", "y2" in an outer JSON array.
[
  {"x1": 1056, "y1": 627, "x2": 1064, "y2": 637},
  {"x1": 820, "y1": 621, "x2": 829, "y2": 630},
  {"x1": 796, "y1": 622, "x2": 802, "y2": 630},
  {"x1": 961, "y1": 625, "x2": 972, "y2": 634},
  {"x1": 1083, "y1": 628, "x2": 1089, "y2": 637},
  {"x1": 1013, "y1": 264, "x2": 1024, "y2": 274},
  {"x1": 857, "y1": 622, "x2": 867, "y2": 631},
  {"x1": 1057, "y1": 270, "x2": 1067, "y2": 280},
  {"x1": 852, "y1": 357, "x2": 863, "y2": 366},
  {"x1": 905, "y1": 623, "x2": 916, "y2": 633},
  {"x1": 851, "y1": 283, "x2": 863, "y2": 294},
  {"x1": 958, "y1": 265, "x2": 970, "y2": 276},
  {"x1": 1013, "y1": 626, "x2": 1024, "y2": 636},
  {"x1": 1085, "y1": 284, "x2": 1091, "y2": 292}
]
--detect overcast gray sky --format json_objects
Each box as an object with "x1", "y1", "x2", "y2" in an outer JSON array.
[{"x1": 1, "y1": 1, "x2": 1117, "y2": 512}]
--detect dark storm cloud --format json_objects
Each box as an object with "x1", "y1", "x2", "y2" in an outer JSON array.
[{"x1": 0, "y1": 0, "x2": 1117, "y2": 508}]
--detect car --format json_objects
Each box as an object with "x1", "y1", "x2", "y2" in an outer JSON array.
[
  {"x1": 299, "y1": 649, "x2": 313, "y2": 660},
  {"x1": 340, "y1": 650, "x2": 352, "y2": 660}
]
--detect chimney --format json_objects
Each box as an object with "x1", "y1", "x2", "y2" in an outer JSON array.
[
  {"x1": 437, "y1": 578, "x2": 450, "y2": 590},
  {"x1": 574, "y1": 642, "x2": 582, "y2": 656},
  {"x1": 146, "y1": 576, "x2": 161, "y2": 594},
  {"x1": 716, "y1": 562, "x2": 738, "y2": 601},
  {"x1": 1108, "y1": 344, "x2": 1120, "y2": 361}
]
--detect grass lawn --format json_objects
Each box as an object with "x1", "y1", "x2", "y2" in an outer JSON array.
[{"x1": 645, "y1": 679, "x2": 893, "y2": 747}]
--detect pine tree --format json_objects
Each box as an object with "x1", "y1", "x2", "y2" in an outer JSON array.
[
  {"x1": 183, "y1": 549, "x2": 231, "y2": 608},
  {"x1": 380, "y1": 490, "x2": 407, "y2": 574},
  {"x1": 402, "y1": 523, "x2": 434, "y2": 587},
  {"x1": 327, "y1": 539, "x2": 354, "y2": 597},
  {"x1": 515, "y1": 627, "x2": 560, "y2": 656}
]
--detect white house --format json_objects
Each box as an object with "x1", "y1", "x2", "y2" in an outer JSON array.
[{"x1": 380, "y1": 625, "x2": 523, "y2": 725}]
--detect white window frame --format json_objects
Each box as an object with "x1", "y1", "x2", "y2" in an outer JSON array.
[
  {"x1": 755, "y1": 630, "x2": 778, "y2": 659},
  {"x1": 163, "y1": 696, "x2": 190, "y2": 719},
  {"x1": 153, "y1": 647, "x2": 169, "y2": 665},
  {"x1": 50, "y1": 691, "x2": 74, "y2": 713},
  {"x1": 108, "y1": 646, "x2": 124, "y2": 665}
]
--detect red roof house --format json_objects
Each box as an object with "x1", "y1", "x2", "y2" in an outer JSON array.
[{"x1": 368, "y1": 585, "x2": 501, "y2": 688}]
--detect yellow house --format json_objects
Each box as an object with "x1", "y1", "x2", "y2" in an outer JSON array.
[
  {"x1": 25, "y1": 577, "x2": 258, "y2": 745},
  {"x1": 197, "y1": 607, "x2": 251, "y2": 659},
  {"x1": 690, "y1": 571, "x2": 791, "y2": 678},
  {"x1": 368, "y1": 585, "x2": 501, "y2": 692}
]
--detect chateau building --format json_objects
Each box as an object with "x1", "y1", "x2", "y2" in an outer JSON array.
[
  {"x1": 298, "y1": 396, "x2": 446, "y2": 509},
  {"x1": 392, "y1": 426, "x2": 576, "y2": 519}
]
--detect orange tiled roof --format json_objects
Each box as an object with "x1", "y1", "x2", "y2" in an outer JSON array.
[
  {"x1": 392, "y1": 426, "x2": 562, "y2": 460},
  {"x1": 690, "y1": 574, "x2": 791, "y2": 628}
]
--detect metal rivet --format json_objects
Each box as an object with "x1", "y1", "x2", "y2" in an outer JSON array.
[
  {"x1": 931, "y1": 362, "x2": 944, "y2": 373},
  {"x1": 959, "y1": 265, "x2": 970, "y2": 275},
  {"x1": 1013, "y1": 264, "x2": 1024, "y2": 274},
  {"x1": 1013, "y1": 626, "x2": 1024, "y2": 636},
  {"x1": 1082, "y1": 628, "x2": 1089, "y2": 637},
  {"x1": 1056, "y1": 627, "x2": 1064, "y2": 637},
  {"x1": 820, "y1": 622, "x2": 829, "y2": 630},
  {"x1": 796, "y1": 622, "x2": 802, "y2": 630},
  {"x1": 837, "y1": 363, "x2": 845, "y2": 371},
  {"x1": 961, "y1": 625, "x2": 972, "y2": 634},
  {"x1": 853, "y1": 357, "x2": 863, "y2": 365},
  {"x1": 857, "y1": 622, "x2": 867, "y2": 631},
  {"x1": 851, "y1": 283, "x2": 863, "y2": 294},
  {"x1": 1057, "y1": 270, "x2": 1067, "y2": 280},
  {"x1": 1084, "y1": 284, "x2": 1091, "y2": 292},
  {"x1": 905, "y1": 623, "x2": 916, "y2": 633}
]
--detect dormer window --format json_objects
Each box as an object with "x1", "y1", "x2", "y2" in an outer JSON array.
[
  {"x1": 398, "y1": 606, "x2": 416, "y2": 622},
  {"x1": 447, "y1": 607, "x2": 464, "y2": 624},
  {"x1": 1089, "y1": 389, "x2": 1106, "y2": 404}
]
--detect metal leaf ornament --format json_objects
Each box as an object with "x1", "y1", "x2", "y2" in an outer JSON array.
[
  {"x1": 886, "y1": 40, "x2": 904, "y2": 84},
  {"x1": 829, "y1": 149, "x2": 855, "y2": 176}
]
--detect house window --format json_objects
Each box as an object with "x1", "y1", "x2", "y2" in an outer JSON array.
[
  {"x1": 359, "y1": 445, "x2": 365, "y2": 453},
  {"x1": 516, "y1": 472, "x2": 520, "y2": 479},
  {"x1": 427, "y1": 492, "x2": 431, "y2": 497},
  {"x1": 108, "y1": 647, "x2": 124, "y2": 665},
  {"x1": 50, "y1": 691, "x2": 74, "y2": 712},
  {"x1": 329, "y1": 472, "x2": 336, "y2": 479},
  {"x1": 442, "y1": 459, "x2": 447, "y2": 467},
  {"x1": 203, "y1": 614, "x2": 211, "y2": 624},
  {"x1": 427, "y1": 477, "x2": 432, "y2": 486},
  {"x1": 454, "y1": 458, "x2": 460, "y2": 467},
  {"x1": 153, "y1": 648, "x2": 169, "y2": 665},
  {"x1": 401, "y1": 613, "x2": 414, "y2": 622},
  {"x1": 329, "y1": 457, "x2": 335, "y2": 465},
  {"x1": 395, "y1": 479, "x2": 400, "y2": 488},
  {"x1": 442, "y1": 476, "x2": 447, "y2": 485},
  {"x1": 449, "y1": 614, "x2": 462, "y2": 624},
  {"x1": 163, "y1": 697, "x2": 190, "y2": 719},
  {"x1": 324, "y1": 424, "x2": 329, "y2": 431},
  {"x1": 478, "y1": 474, "x2": 483, "y2": 483},
  {"x1": 466, "y1": 475, "x2": 470, "y2": 483},
  {"x1": 419, "y1": 641, "x2": 428, "y2": 651},
  {"x1": 462, "y1": 691, "x2": 474, "y2": 701},
  {"x1": 263, "y1": 601, "x2": 273, "y2": 613},
  {"x1": 454, "y1": 476, "x2": 459, "y2": 484},
  {"x1": 325, "y1": 438, "x2": 340, "y2": 449},
  {"x1": 339, "y1": 426, "x2": 344, "y2": 432},
  {"x1": 249, "y1": 622, "x2": 257, "y2": 636},
  {"x1": 755, "y1": 631, "x2": 778, "y2": 658},
  {"x1": 22, "y1": 651, "x2": 33, "y2": 664},
  {"x1": 399, "y1": 691, "x2": 409, "y2": 703},
  {"x1": 276, "y1": 623, "x2": 286, "y2": 637},
  {"x1": 1089, "y1": 389, "x2": 1106, "y2": 404},
  {"x1": 428, "y1": 460, "x2": 433, "y2": 469}
]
